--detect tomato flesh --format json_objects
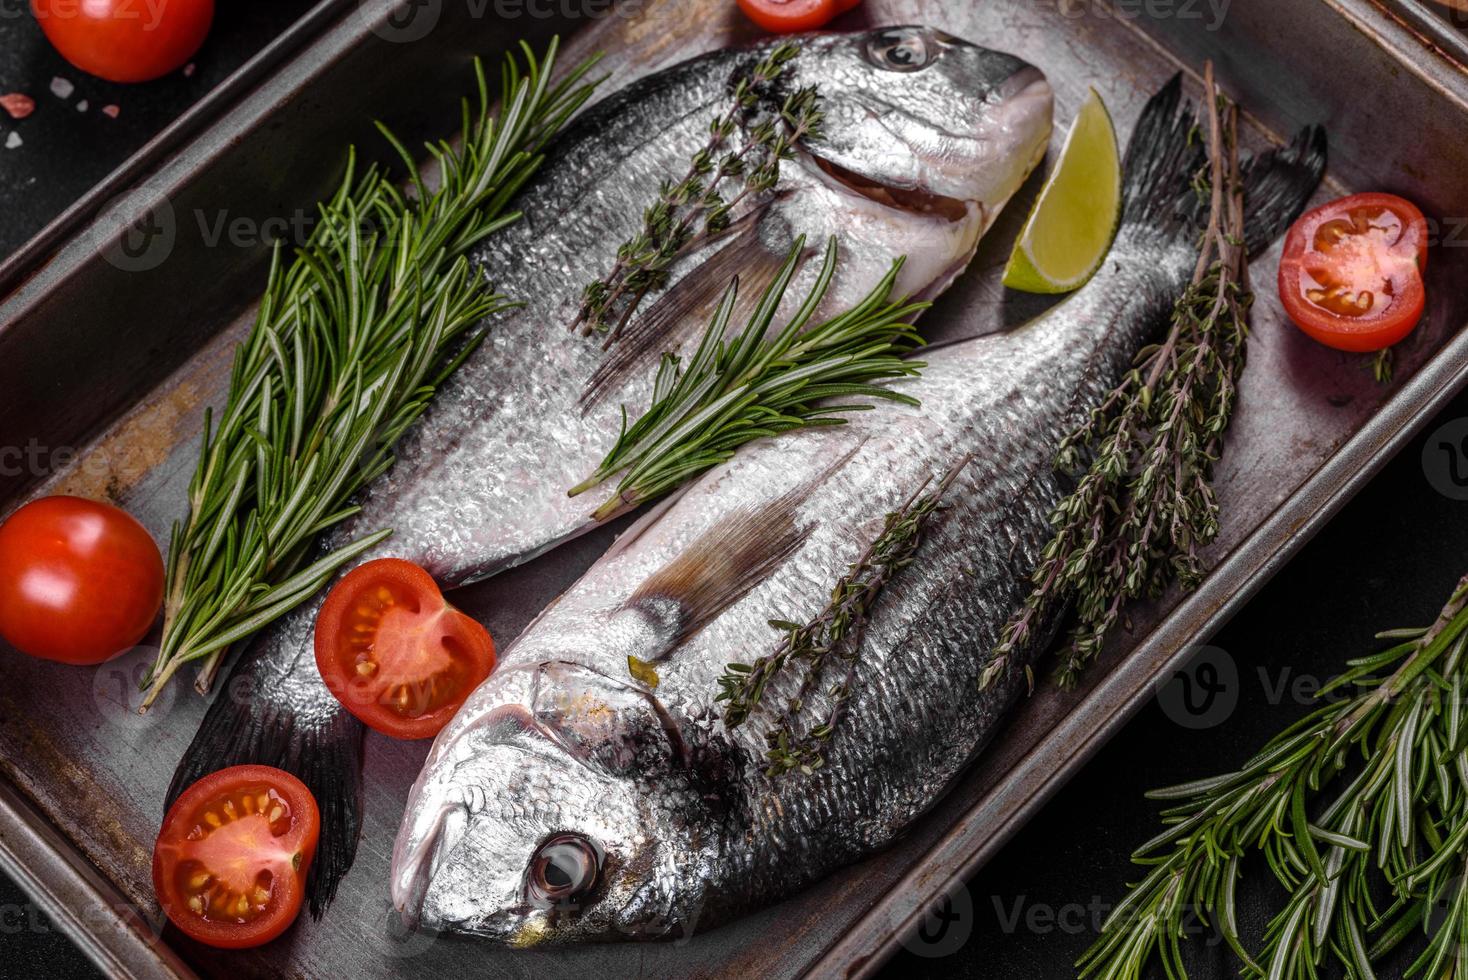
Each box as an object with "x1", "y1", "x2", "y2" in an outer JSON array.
[
  {"x1": 0, "y1": 496, "x2": 164, "y2": 665},
  {"x1": 154, "y1": 766, "x2": 318, "y2": 949},
  {"x1": 1278, "y1": 192, "x2": 1428, "y2": 353},
  {"x1": 32, "y1": 0, "x2": 213, "y2": 83},
  {"x1": 736, "y1": 0, "x2": 861, "y2": 33},
  {"x1": 315, "y1": 559, "x2": 495, "y2": 739}
]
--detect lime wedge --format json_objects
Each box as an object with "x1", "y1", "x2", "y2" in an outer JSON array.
[{"x1": 1002, "y1": 88, "x2": 1122, "y2": 294}]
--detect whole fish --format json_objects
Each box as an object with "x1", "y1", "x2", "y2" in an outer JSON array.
[
  {"x1": 171, "y1": 26, "x2": 1056, "y2": 912},
  {"x1": 391, "y1": 80, "x2": 1326, "y2": 942}
]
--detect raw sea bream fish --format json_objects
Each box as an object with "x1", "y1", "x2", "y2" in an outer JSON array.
[
  {"x1": 391, "y1": 81, "x2": 1327, "y2": 943},
  {"x1": 170, "y1": 26, "x2": 1057, "y2": 910}
]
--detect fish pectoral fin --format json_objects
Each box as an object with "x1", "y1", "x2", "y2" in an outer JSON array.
[
  {"x1": 626, "y1": 484, "x2": 815, "y2": 653},
  {"x1": 625, "y1": 442, "x2": 866, "y2": 658},
  {"x1": 580, "y1": 206, "x2": 798, "y2": 410}
]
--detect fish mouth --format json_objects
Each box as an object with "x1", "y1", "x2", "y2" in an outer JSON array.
[
  {"x1": 394, "y1": 795, "x2": 471, "y2": 931},
  {"x1": 802, "y1": 64, "x2": 1052, "y2": 225},
  {"x1": 807, "y1": 150, "x2": 974, "y2": 222}
]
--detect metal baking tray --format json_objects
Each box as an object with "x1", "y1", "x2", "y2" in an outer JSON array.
[{"x1": 2, "y1": 1, "x2": 1467, "y2": 977}]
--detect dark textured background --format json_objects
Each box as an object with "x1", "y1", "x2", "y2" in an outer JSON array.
[{"x1": 2, "y1": 7, "x2": 1466, "y2": 979}]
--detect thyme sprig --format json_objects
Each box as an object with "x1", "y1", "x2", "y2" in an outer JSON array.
[
  {"x1": 718, "y1": 457, "x2": 970, "y2": 776},
  {"x1": 987, "y1": 64, "x2": 1250, "y2": 691},
  {"x1": 139, "y1": 41, "x2": 600, "y2": 708},
  {"x1": 568, "y1": 235, "x2": 927, "y2": 522},
  {"x1": 574, "y1": 41, "x2": 821, "y2": 341},
  {"x1": 1078, "y1": 572, "x2": 1468, "y2": 980}
]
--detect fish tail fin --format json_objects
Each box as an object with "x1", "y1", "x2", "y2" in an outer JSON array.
[
  {"x1": 1240, "y1": 126, "x2": 1328, "y2": 254},
  {"x1": 167, "y1": 652, "x2": 364, "y2": 918},
  {"x1": 1118, "y1": 75, "x2": 1206, "y2": 239},
  {"x1": 1119, "y1": 75, "x2": 1327, "y2": 254}
]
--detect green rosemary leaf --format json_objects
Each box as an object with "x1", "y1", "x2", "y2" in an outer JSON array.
[
  {"x1": 1078, "y1": 573, "x2": 1468, "y2": 980},
  {"x1": 139, "y1": 40, "x2": 601, "y2": 709},
  {"x1": 571, "y1": 235, "x2": 926, "y2": 522}
]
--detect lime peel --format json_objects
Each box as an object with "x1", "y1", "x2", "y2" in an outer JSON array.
[{"x1": 1002, "y1": 87, "x2": 1122, "y2": 295}]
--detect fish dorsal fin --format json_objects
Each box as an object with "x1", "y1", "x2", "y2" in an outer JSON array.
[
  {"x1": 624, "y1": 444, "x2": 863, "y2": 657},
  {"x1": 580, "y1": 207, "x2": 796, "y2": 410}
]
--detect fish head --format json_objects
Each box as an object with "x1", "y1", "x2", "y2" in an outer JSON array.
[
  {"x1": 792, "y1": 26, "x2": 1053, "y2": 226},
  {"x1": 392, "y1": 660, "x2": 725, "y2": 944}
]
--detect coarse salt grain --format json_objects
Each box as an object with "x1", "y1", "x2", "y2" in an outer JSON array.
[
  {"x1": 5, "y1": 132, "x2": 22, "y2": 150},
  {"x1": 102, "y1": 104, "x2": 120, "y2": 119},
  {"x1": 76, "y1": 100, "x2": 89, "y2": 112},
  {"x1": 50, "y1": 77, "x2": 74, "y2": 100},
  {"x1": 0, "y1": 93, "x2": 35, "y2": 119}
]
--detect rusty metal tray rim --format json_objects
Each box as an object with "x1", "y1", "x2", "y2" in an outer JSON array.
[
  {"x1": 3, "y1": 2, "x2": 1468, "y2": 979},
  {"x1": 0, "y1": 781, "x2": 194, "y2": 979},
  {"x1": 0, "y1": 0, "x2": 354, "y2": 303}
]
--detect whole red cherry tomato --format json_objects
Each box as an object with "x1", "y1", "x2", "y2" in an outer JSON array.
[
  {"x1": 31, "y1": 0, "x2": 214, "y2": 84},
  {"x1": 0, "y1": 496, "x2": 164, "y2": 665}
]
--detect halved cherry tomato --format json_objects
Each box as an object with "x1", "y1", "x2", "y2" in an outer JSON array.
[
  {"x1": 1278, "y1": 192, "x2": 1429, "y2": 353},
  {"x1": 0, "y1": 496, "x2": 164, "y2": 665},
  {"x1": 314, "y1": 558, "x2": 495, "y2": 740},
  {"x1": 153, "y1": 765, "x2": 318, "y2": 949},
  {"x1": 31, "y1": 0, "x2": 213, "y2": 84},
  {"x1": 736, "y1": 0, "x2": 862, "y2": 34}
]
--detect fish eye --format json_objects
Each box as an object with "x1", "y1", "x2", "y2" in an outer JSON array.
[
  {"x1": 865, "y1": 29, "x2": 934, "y2": 73},
  {"x1": 527, "y1": 833, "x2": 601, "y2": 907}
]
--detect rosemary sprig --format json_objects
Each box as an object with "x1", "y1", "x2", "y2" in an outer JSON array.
[
  {"x1": 987, "y1": 64, "x2": 1249, "y2": 691},
  {"x1": 717, "y1": 457, "x2": 970, "y2": 776},
  {"x1": 1077, "y1": 572, "x2": 1468, "y2": 980},
  {"x1": 568, "y1": 235, "x2": 927, "y2": 522},
  {"x1": 574, "y1": 41, "x2": 821, "y2": 341},
  {"x1": 139, "y1": 41, "x2": 600, "y2": 709}
]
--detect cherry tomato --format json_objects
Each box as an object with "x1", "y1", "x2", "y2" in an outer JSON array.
[
  {"x1": 736, "y1": 0, "x2": 862, "y2": 34},
  {"x1": 315, "y1": 558, "x2": 495, "y2": 740},
  {"x1": 1278, "y1": 192, "x2": 1429, "y2": 353},
  {"x1": 0, "y1": 496, "x2": 163, "y2": 665},
  {"x1": 31, "y1": 0, "x2": 214, "y2": 84},
  {"x1": 153, "y1": 765, "x2": 318, "y2": 949}
]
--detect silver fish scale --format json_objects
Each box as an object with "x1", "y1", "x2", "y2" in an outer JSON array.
[{"x1": 409, "y1": 227, "x2": 1194, "y2": 932}]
